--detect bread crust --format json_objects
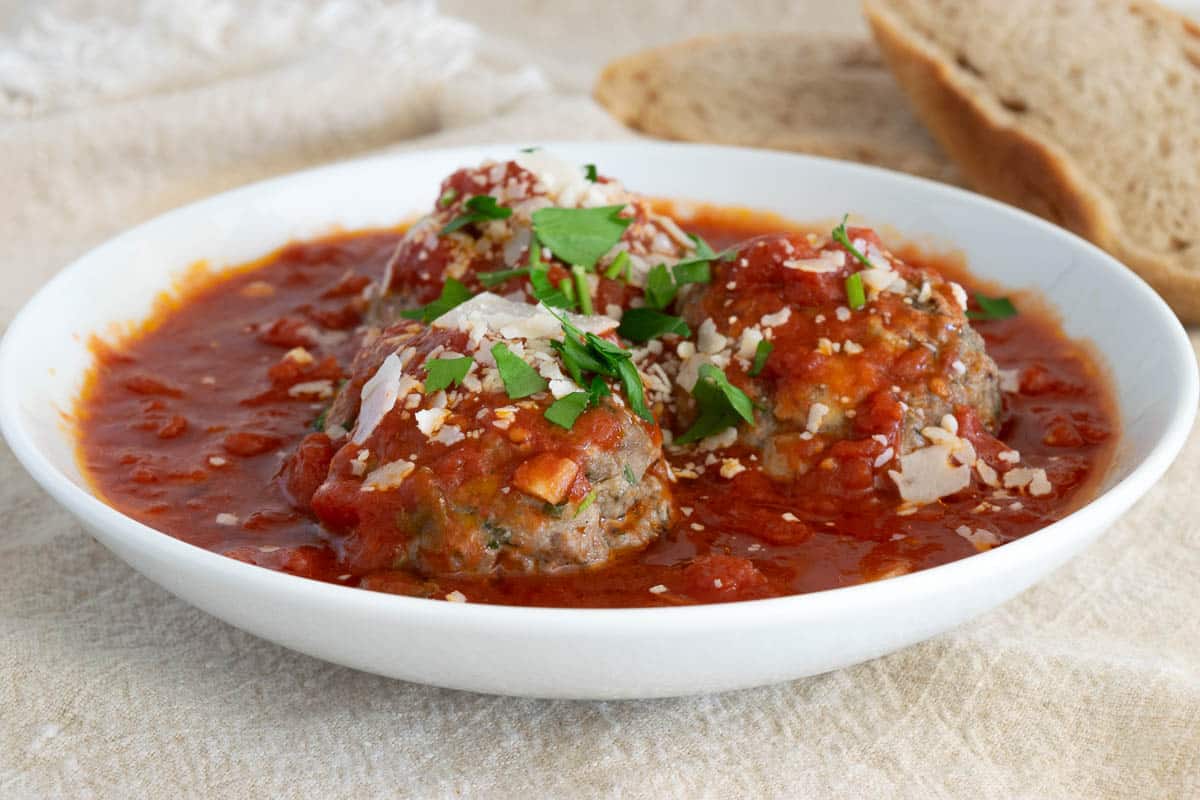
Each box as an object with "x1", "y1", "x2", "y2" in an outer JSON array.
[
  {"x1": 863, "y1": 0, "x2": 1200, "y2": 322},
  {"x1": 593, "y1": 33, "x2": 960, "y2": 184}
]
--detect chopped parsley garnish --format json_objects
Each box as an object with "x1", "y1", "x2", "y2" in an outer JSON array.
[
  {"x1": 671, "y1": 233, "x2": 732, "y2": 285},
  {"x1": 438, "y1": 188, "x2": 458, "y2": 208},
  {"x1": 311, "y1": 406, "x2": 329, "y2": 432},
  {"x1": 675, "y1": 364, "x2": 755, "y2": 445},
  {"x1": 587, "y1": 375, "x2": 611, "y2": 406},
  {"x1": 748, "y1": 340, "x2": 773, "y2": 377},
  {"x1": 644, "y1": 263, "x2": 678, "y2": 309},
  {"x1": 519, "y1": 146, "x2": 540, "y2": 153},
  {"x1": 671, "y1": 259, "x2": 712, "y2": 286},
  {"x1": 584, "y1": 163, "x2": 598, "y2": 182},
  {"x1": 575, "y1": 488, "x2": 598, "y2": 517},
  {"x1": 490, "y1": 342, "x2": 548, "y2": 399},
  {"x1": 831, "y1": 214, "x2": 873, "y2": 269},
  {"x1": 641, "y1": 234, "x2": 725, "y2": 310},
  {"x1": 966, "y1": 292, "x2": 1018, "y2": 321},
  {"x1": 400, "y1": 278, "x2": 473, "y2": 323},
  {"x1": 602, "y1": 250, "x2": 630, "y2": 280},
  {"x1": 441, "y1": 195, "x2": 512, "y2": 235},
  {"x1": 571, "y1": 265, "x2": 594, "y2": 315},
  {"x1": 617, "y1": 308, "x2": 691, "y2": 342},
  {"x1": 527, "y1": 235, "x2": 572, "y2": 309},
  {"x1": 544, "y1": 391, "x2": 591, "y2": 429},
  {"x1": 547, "y1": 306, "x2": 652, "y2": 421},
  {"x1": 622, "y1": 464, "x2": 637, "y2": 485},
  {"x1": 477, "y1": 267, "x2": 530, "y2": 288},
  {"x1": 531, "y1": 205, "x2": 632, "y2": 269},
  {"x1": 845, "y1": 272, "x2": 866, "y2": 310},
  {"x1": 423, "y1": 356, "x2": 473, "y2": 393}
]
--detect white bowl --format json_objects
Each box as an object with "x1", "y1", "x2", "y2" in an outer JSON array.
[{"x1": 2, "y1": 142, "x2": 1195, "y2": 699}]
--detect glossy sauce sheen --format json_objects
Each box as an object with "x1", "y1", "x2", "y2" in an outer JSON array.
[{"x1": 77, "y1": 210, "x2": 1116, "y2": 607}]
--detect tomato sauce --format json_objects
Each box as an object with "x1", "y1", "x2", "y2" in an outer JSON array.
[{"x1": 76, "y1": 208, "x2": 1117, "y2": 607}]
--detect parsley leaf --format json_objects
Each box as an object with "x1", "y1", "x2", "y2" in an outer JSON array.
[
  {"x1": 748, "y1": 340, "x2": 773, "y2": 377},
  {"x1": 400, "y1": 278, "x2": 473, "y2": 323},
  {"x1": 587, "y1": 375, "x2": 610, "y2": 406},
  {"x1": 477, "y1": 267, "x2": 530, "y2": 288},
  {"x1": 966, "y1": 292, "x2": 1018, "y2": 321},
  {"x1": 438, "y1": 188, "x2": 458, "y2": 208},
  {"x1": 544, "y1": 305, "x2": 653, "y2": 422},
  {"x1": 617, "y1": 308, "x2": 691, "y2": 342},
  {"x1": 532, "y1": 205, "x2": 631, "y2": 269},
  {"x1": 544, "y1": 392, "x2": 590, "y2": 429},
  {"x1": 672, "y1": 259, "x2": 711, "y2": 286},
  {"x1": 584, "y1": 163, "x2": 598, "y2": 182},
  {"x1": 571, "y1": 265, "x2": 594, "y2": 315},
  {"x1": 490, "y1": 342, "x2": 547, "y2": 399},
  {"x1": 831, "y1": 213, "x2": 873, "y2": 269},
  {"x1": 441, "y1": 195, "x2": 512, "y2": 235},
  {"x1": 602, "y1": 250, "x2": 630, "y2": 280},
  {"x1": 845, "y1": 272, "x2": 866, "y2": 310},
  {"x1": 675, "y1": 364, "x2": 755, "y2": 445},
  {"x1": 644, "y1": 264, "x2": 677, "y2": 309},
  {"x1": 424, "y1": 356, "x2": 473, "y2": 393},
  {"x1": 622, "y1": 464, "x2": 637, "y2": 484},
  {"x1": 575, "y1": 488, "x2": 598, "y2": 517}
]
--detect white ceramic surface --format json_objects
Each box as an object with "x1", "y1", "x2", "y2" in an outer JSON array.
[{"x1": 2, "y1": 142, "x2": 1195, "y2": 699}]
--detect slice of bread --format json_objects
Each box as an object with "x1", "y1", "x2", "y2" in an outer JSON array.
[
  {"x1": 864, "y1": 0, "x2": 1200, "y2": 322},
  {"x1": 593, "y1": 33, "x2": 960, "y2": 183}
]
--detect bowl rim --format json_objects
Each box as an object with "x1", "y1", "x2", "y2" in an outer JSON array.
[{"x1": 2, "y1": 139, "x2": 1195, "y2": 628}]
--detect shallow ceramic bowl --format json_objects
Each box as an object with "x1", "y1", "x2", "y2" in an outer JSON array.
[{"x1": 2, "y1": 142, "x2": 1195, "y2": 699}]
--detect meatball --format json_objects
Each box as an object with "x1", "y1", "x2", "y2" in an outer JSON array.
[
  {"x1": 308, "y1": 295, "x2": 673, "y2": 576},
  {"x1": 671, "y1": 227, "x2": 1001, "y2": 481},
  {"x1": 371, "y1": 151, "x2": 697, "y2": 321}
]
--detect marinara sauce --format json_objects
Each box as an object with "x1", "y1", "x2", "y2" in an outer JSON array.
[{"x1": 76, "y1": 208, "x2": 1116, "y2": 607}]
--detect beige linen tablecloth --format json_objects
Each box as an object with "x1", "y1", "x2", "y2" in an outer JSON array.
[{"x1": 2, "y1": 2, "x2": 1197, "y2": 798}]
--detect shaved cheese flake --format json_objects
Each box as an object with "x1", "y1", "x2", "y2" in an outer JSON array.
[
  {"x1": 956, "y1": 525, "x2": 1002, "y2": 551},
  {"x1": 354, "y1": 353, "x2": 405, "y2": 444},
  {"x1": 783, "y1": 250, "x2": 844, "y2": 273},
  {"x1": 888, "y1": 444, "x2": 971, "y2": 504},
  {"x1": 806, "y1": 403, "x2": 829, "y2": 434},
  {"x1": 998, "y1": 369, "x2": 1020, "y2": 393},
  {"x1": 288, "y1": 379, "x2": 334, "y2": 399},
  {"x1": 415, "y1": 407, "x2": 450, "y2": 437},
  {"x1": 362, "y1": 459, "x2": 415, "y2": 491},
  {"x1": 760, "y1": 307, "x2": 792, "y2": 328}
]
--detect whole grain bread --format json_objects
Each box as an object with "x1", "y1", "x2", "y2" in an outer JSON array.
[
  {"x1": 864, "y1": 0, "x2": 1200, "y2": 322},
  {"x1": 593, "y1": 33, "x2": 960, "y2": 183}
]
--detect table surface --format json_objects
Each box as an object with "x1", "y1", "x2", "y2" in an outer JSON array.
[{"x1": 1, "y1": 2, "x2": 1197, "y2": 798}]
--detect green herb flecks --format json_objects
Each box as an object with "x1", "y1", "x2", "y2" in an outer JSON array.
[
  {"x1": 438, "y1": 188, "x2": 458, "y2": 208},
  {"x1": 575, "y1": 488, "x2": 598, "y2": 517},
  {"x1": 441, "y1": 195, "x2": 512, "y2": 235},
  {"x1": 546, "y1": 306, "x2": 653, "y2": 422},
  {"x1": 544, "y1": 391, "x2": 590, "y2": 429},
  {"x1": 491, "y1": 342, "x2": 548, "y2": 399},
  {"x1": 602, "y1": 250, "x2": 630, "y2": 280},
  {"x1": 845, "y1": 272, "x2": 866, "y2": 311},
  {"x1": 584, "y1": 163, "x2": 598, "y2": 182},
  {"x1": 477, "y1": 267, "x2": 531, "y2": 288},
  {"x1": 622, "y1": 464, "x2": 637, "y2": 485},
  {"x1": 532, "y1": 205, "x2": 631, "y2": 270},
  {"x1": 424, "y1": 356, "x2": 473, "y2": 393},
  {"x1": 571, "y1": 265, "x2": 594, "y2": 315},
  {"x1": 831, "y1": 214, "x2": 873, "y2": 269},
  {"x1": 748, "y1": 340, "x2": 773, "y2": 377},
  {"x1": 675, "y1": 364, "x2": 755, "y2": 445},
  {"x1": 966, "y1": 292, "x2": 1018, "y2": 321},
  {"x1": 400, "y1": 278, "x2": 474, "y2": 323},
  {"x1": 617, "y1": 307, "x2": 691, "y2": 343}
]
